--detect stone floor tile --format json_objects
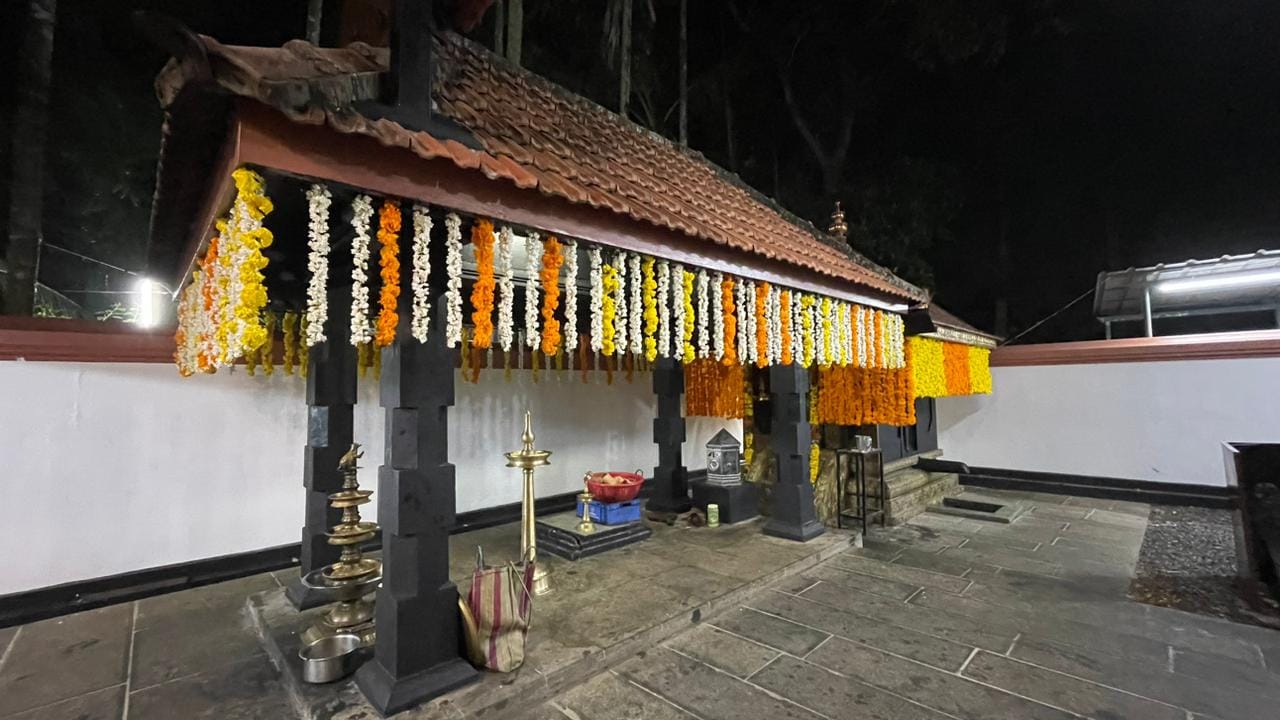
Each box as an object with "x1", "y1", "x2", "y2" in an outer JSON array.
[
  {"x1": 1026, "y1": 504, "x2": 1094, "y2": 521},
  {"x1": 936, "y1": 543, "x2": 1066, "y2": 577},
  {"x1": 130, "y1": 599, "x2": 266, "y2": 689},
  {"x1": 5, "y1": 684, "x2": 124, "y2": 720},
  {"x1": 549, "y1": 670, "x2": 696, "y2": 720},
  {"x1": 533, "y1": 576, "x2": 693, "y2": 649},
  {"x1": 127, "y1": 655, "x2": 292, "y2": 720},
  {"x1": 805, "y1": 636, "x2": 1077, "y2": 720},
  {"x1": 1012, "y1": 634, "x2": 1280, "y2": 719},
  {"x1": 664, "y1": 625, "x2": 778, "y2": 678},
  {"x1": 1058, "y1": 519, "x2": 1147, "y2": 545},
  {"x1": 647, "y1": 564, "x2": 743, "y2": 606},
  {"x1": 884, "y1": 547, "x2": 979, "y2": 578},
  {"x1": 829, "y1": 553, "x2": 971, "y2": 594},
  {"x1": 709, "y1": 606, "x2": 830, "y2": 657},
  {"x1": 0, "y1": 604, "x2": 131, "y2": 717},
  {"x1": 0, "y1": 626, "x2": 16, "y2": 656},
  {"x1": 772, "y1": 572, "x2": 823, "y2": 595},
  {"x1": 957, "y1": 534, "x2": 1043, "y2": 553},
  {"x1": 134, "y1": 573, "x2": 279, "y2": 632},
  {"x1": 790, "y1": 584, "x2": 1012, "y2": 653},
  {"x1": 962, "y1": 650, "x2": 1185, "y2": 720},
  {"x1": 618, "y1": 648, "x2": 825, "y2": 720},
  {"x1": 1082, "y1": 508, "x2": 1150, "y2": 529},
  {"x1": 1172, "y1": 645, "x2": 1280, "y2": 686},
  {"x1": 748, "y1": 592, "x2": 976, "y2": 671},
  {"x1": 751, "y1": 654, "x2": 952, "y2": 720},
  {"x1": 802, "y1": 564, "x2": 922, "y2": 601},
  {"x1": 855, "y1": 542, "x2": 905, "y2": 561}
]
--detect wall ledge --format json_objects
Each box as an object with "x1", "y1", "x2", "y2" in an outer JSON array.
[
  {"x1": 992, "y1": 330, "x2": 1280, "y2": 367},
  {"x1": 0, "y1": 318, "x2": 173, "y2": 363}
]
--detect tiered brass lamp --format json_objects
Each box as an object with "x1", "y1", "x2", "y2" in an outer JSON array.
[
  {"x1": 301, "y1": 443, "x2": 382, "y2": 647},
  {"x1": 505, "y1": 411, "x2": 553, "y2": 595}
]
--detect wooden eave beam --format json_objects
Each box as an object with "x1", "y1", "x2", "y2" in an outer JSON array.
[
  {"x1": 231, "y1": 100, "x2": 912, "y2": 312},
  {"x1": 171, "y1": 118, "x2": 244, "y2": 296}
]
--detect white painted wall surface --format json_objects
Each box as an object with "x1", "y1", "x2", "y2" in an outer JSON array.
[
  {"x1": 2, "y1": 361, "x2": 736, "y2": 596},
  {"x1": 937, "y1": 357, "x2": 1280, "y2": 488}
]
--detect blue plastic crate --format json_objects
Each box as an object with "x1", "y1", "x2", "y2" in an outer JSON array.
[{"x1": 575, "y1": 498, "x2": 643, "y2": 525}]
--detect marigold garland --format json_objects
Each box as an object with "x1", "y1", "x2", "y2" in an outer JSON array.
[
  {"x1": 683, "y1": 358, "x2": 746, "y2": 418},
  {"x1": 642, "y1": 257, "x2": 658, "y2": 361},
  {"x1": 540, "y1": 236, "x2": 564, "y2": 354},
  {"x1": 470, "y1": 219, "x2": 496, "y2": 349},
  {"x1": 601, "y1": 263, "x2": 619, "y2": 355},
  {"x1": 780, "y1": 290, "x2": 793, "y2": 365},
  {"x1": 681, "y1": 269, "x2": 696, "y2": 363},
  {"x1": 721, "y1": 277, "x2": 737, "y2": 366},
  {"x1": 943, "y1": 341, "x2": 973, "y2": 395},
  {"x1": 969, "y1": 346, "x2": 993, "y2": 394},
  {"x1": 283, "y1": 311, "x2": 298, "y2": 375},
  {"x1": 374, "y1": 200, "x2": 402, "y2": 347}
]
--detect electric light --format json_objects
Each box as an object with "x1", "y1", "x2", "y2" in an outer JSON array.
[{"x1": 135, "y1": 277, "x2": 157, "y2": 327}]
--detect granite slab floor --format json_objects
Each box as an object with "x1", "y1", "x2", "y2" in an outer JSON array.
[{"x1": 534, "y1": 488, "x2": 1280, "y2": 720}]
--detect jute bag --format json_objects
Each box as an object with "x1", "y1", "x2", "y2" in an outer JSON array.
[{"x1": 464, "y1": 548, "x2": 535, "y2": 672}]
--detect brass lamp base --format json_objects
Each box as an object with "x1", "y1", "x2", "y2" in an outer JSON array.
[{"x1": 531, "y1": 561, "x2": 552, "y2": 596}]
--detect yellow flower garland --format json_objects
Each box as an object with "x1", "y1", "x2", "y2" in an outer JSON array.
[
  {"x1": 969, "y1": 346, "x2": 993, "y2": 393},
  {"x1": 642, "y1": 257, "x2": 658, "y2": 361},
  {"x1": 230, "y1": 168, "x2": 273, "y2": 354},
  {"x1": 602, "y1": 264, "x2": 619, "y2": 355},
  {"x1": 819, "y1": 297, "x2": 833, "y2": 367},
  {"x1": 682, "y1": 269, "x2": 696, "y2": 363}
]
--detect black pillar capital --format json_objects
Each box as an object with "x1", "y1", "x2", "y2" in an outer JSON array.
[
  {"x1": 647, "y1": 357, "x2": 692, "y2": 513},
  {"x1": 763, "y1": 364, "x2": 824, "y2": 541}
]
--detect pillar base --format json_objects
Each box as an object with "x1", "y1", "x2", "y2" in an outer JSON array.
[
  {"x1": 763, "y1": 482, "x2": 825, "y2": 542},
  {"x1": 283, "y1": 573, "x2": 330, "y2": 611},
  {"x1": 355, "y1": 655, "x2": 478, "y2": 716},
  {"x1": 645, "y1": 491, "x2": 693, "y2": 515},
  {"x1": 691, "y1": 480, "x2": 759, "y2": 524}
]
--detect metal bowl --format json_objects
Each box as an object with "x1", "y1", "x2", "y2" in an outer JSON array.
[{"x1": 299, "y1": 633, "x2": 363, "y2": 684}]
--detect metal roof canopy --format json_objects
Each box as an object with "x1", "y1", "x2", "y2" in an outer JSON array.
[{"x1": 1094, "y1": 250, "x2": 1280, "y2": 337}]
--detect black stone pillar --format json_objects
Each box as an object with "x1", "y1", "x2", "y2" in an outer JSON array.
[
  {"x1": 647, "y1": 357, "x2": 692, "y2": 513},
  {"x1": 763, "y1": 364, "x2": 825, "y2": 541},
  {"x1": 287, "y1": 285, "x2": 356, "y2": 610},
  {"x1": 355, "y1": 302, "x2": 477, "y2": 714}
]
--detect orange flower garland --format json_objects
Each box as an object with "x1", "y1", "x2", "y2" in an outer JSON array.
[
  {"x1": 539, "y1": 236, "x2": 564, "y2": 354},
  {"x1": 721, "y1": 277, "x2": 737, "y2": 365},
  {"x1": 684, "y1": 358, "x2": 745, "y2": 418},
  {"x1": 943, "y1": 341, "x2": 972, "y2": 395},
  {"x1": 197, "y1": 236, "x2": 220, "y2": 372},
  {"x1": 374, "y1": 200, "x2": 402, "y2": 347},
  {"x1": 814, "y1": 362, "x2": 916, "y2": 427},
  {"x1": 754, "y1": 282, "x2": 769, "y2": 368},
  {"x1": 780, "y1": 290, "x2": 792, "y2": 365},
  {"x1": 469, "y1": 219, "x2": 496, "y2": 349}
]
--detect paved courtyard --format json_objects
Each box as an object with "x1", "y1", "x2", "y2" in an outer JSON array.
[
  {"x1": 3, "y1": 488, "x2": 1280, "y2": 719},
  {"x1": 534, "y1": 489, "x2": 1280, "y2": 720}
]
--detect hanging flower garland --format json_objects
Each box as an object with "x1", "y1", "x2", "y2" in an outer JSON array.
[
  {"x1": 695, "y1": 270, "x2": 710, "y2": 359},
  {"x1": 601, "y1": 262, "x2": 619, "y2": 355},
  {"x1": 656, "y1": 260, "x2": 671, "y2": 358},
  {"x1": 799, "y1": 294, "x2": 815, "y2": 367},
  {"x1": 836, "y1": 303, "x2": 848, "y2": 366},
  {"x1": 409, "y1": 205, "x2": 432, "y2": 343},
  {"x1": 752, "y1": 282, "x2": 767, "y2": 368},
  {"x1": 283, "y1": 311, "x2": 299, "y2": 375},
  {"x1": 174, "y1": 277, "x2": 202, "y2": 376},
  {"x1": 744, "y1": 281, "x2": 758, "y2": 366},
  {"x1": 789, "y1": 290, "x2": 803, "y2": 365},
  {"x1": 628, "y1": 253, "x2": 643, "y2": 357},
  {"x1": 563, "y1": 239, "x2": 579, "y2": 355},
  {"x1": 469, "y1": 219, "x2": 497, "y2": 349},
  {"x1": 670, "y1": 263, "x2": 685, "y2": 361},
  {"x1": 540, "y1": 236, "x2": 564, "y2": 355},
  {"x1": 969, "y1": 346, "x2": 993, "y2": 394},
  {"x1": 642, "y1": 257, "x2": 658, "y2": 362},
  {"x1": 374, "y1": 200, "x2": 402, "y2": 347},
  {"x1": 197, "y1": 234, "x2": 221, "y2": 371},
  {"x1": 721, "y1": 276, "x2": 736, "y2": 365},
  {"x1": 855, "y1": 306, "x2": 866, "y2": 368},
  {"x1": 303, "y1": 184, "x2": 332, "y2": 347},
  {"x1": 711, "y1": 272, "x2": 725, "y2": 362},
  {"x1": 681, "y1": 268, "x2": 696, "y2": 363},
  {"x1": 735, "y1": 280, "x2": 748, "y2": 366},
  {"x1": 768, "y1": 285, "x2": 782, "y2": 364},
  {"x1": 780, "y1": 290, "x2": 793, "y2": 365},
  {"x1": 444, "y1": 213, "x2": 463, "y2": 348},
  {"x1": 222, "y1": 168, "x2": 274, "y2": 359},
  {"x1": 613, "y1": 251, "x2": 628, "y2": 355},
  {"x1": 525, "y1": 232, "x2": 543, "y2": 350},
  {"x1": 348, "y1": 194, "x2": 374, "y2": 347},
  {"x1": 496, "y1": 226, "x2": 515, "y2": 353},
  {"x1": 589, "y1": 246, "x2": 604, "y2": 353},
  {"x1": 943, "y1": 340, "x2": 972, "y2": 395},
  {"x1": 683, "y1": 359, "x2": 745, "y2": 418}
]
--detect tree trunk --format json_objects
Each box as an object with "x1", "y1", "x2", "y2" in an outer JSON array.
[
  {"x1": 619, "y1": 0, "x2": 632, "y2": 117},
  {"x1": 723, "y1": 82, "x2": 736, "y2": 172},
  {"x1": 493, "y1": 0, "x2": 505, "y2": 55},
  {"x1": 505, "y1": 0, "x2": 522, "y2": 66},
  {"x1": 4, "y1": 0, "x2": 57, "y2": 316},
  {"x1": 678, "y1": 0, "x2": 687, "y2": 145},
  {"x1": 305, "y1": 0, "x2": 323, "y2": 44}
]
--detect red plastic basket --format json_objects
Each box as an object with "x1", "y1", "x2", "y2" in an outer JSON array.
[{"x1": 585, "y1": 471, "x2": 645, "y2": 503}]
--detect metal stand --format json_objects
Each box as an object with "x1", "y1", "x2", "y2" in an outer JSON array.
[{"x1": 835, "y1": 447, "x2": 885, "y2": 535}]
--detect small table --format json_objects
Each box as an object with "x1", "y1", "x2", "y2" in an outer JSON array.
[{"x1": 834, "y1": 447, "x2": 886, "y2": 535}]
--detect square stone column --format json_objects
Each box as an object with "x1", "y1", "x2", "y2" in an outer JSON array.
[
  {"x1": 647, "y1": 357, "x2": 692, "y2": 513},
  {"x1": 287, "y1": 283, "x2": 356, "y2": 610},
  {"x1": 355, "y1": 302, "x2": 477, "y2": 714},
  {"x1": 763, "y1": 364, "x2": 824, "y2": 541}
]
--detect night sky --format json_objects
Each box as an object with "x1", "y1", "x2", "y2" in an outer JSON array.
[{"x1": 6, "y1": 0, "x2": 1280, "y2": 341}]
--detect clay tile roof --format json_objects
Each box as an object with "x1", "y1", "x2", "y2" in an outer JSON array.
[{"x1": 154, "y1": 31, "x2": 925, "y2": 302}]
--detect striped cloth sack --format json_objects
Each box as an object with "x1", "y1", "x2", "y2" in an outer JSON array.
[{"x1": 466, "y1": 556, "x2": 535, "y2": 672}]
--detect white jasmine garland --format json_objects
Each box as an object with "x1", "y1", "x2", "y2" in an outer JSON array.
[
  {"x1": 409, "y1": 204, "x2": 433, "y2": 343},
  {"x1": 613, "y1": 251, "x2": 628, "y2": 354},
  {"x1": 349, "y1": 194, "x2": 374, "y2": 346},
  {"x1": 735, "y1": 280, "x2": 748, "y2": 364},
  {"x1": 589, "y1": 246, "x2": 603, "y2": 352},
  {"x1": 671, "y1": 263, "x2": 685, "y2": 361},
  {"x1": 768, "y1": 286, "x2": 782, "y2": 364},
  {"x1": 712, "y1": 272, "x2": 725, "y2": 361},
  {"x1": 444, "y1": 213, "x2": 463, "y2": 348},
  {"x1": 304, "y1": 184, "x2": 332, "y2": 347},
  {"x1": 855, "y1": 306, "x2": 866, "y2": 367},
  {"x1": 563, "y1": 239, "x2": 579, "y2": 352},
  {"x1": 845, "y1": 305, "x2": 855, "y2": 366},
  {"x1": 878, "y1": 311, "x2": 888, "y2": 368},
  {"x1": 815, "y1": 299, "x2": 827, "y2": 366},
  {"x1": 656, "y1": 260, "x2": 671, "y2": 358},
  {"x1": 695, "y1": 270, "x2": 710, "y2": 358},
  {"x1": 496, "y1": 226, "x2": 515, "y2": 352},
  {"x1": 525, "y1": 232, "x2": 542, "y2": 349},
  {"x1": 895, "y1": 315, "x2": 906, "y2": 368},
  {"x1": 628, "y1": 253, "x2": 643, "y2": 356},
  {"x1": 834, "y1": 302, "x2": 845, "y2": 366},
  {"x1": 789, "y1": 290, "x2": 803, "y2": 364},
  {"x1": 745, "y1": 282, "x2": 758, "y2": 365}
]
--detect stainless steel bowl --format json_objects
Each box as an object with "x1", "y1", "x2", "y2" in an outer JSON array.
[{"x1": 299, "y1": 634, "x2": 363, "y2": 683}]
